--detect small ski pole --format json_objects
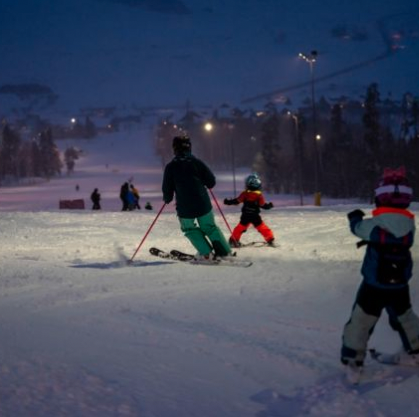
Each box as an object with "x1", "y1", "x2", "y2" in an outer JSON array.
[
  {"x1": 129, "y1": 203, "x2": 166, "y2": 263},
  {"x1": 209, "y1": 189, "x2": 238, "y2": 244}
]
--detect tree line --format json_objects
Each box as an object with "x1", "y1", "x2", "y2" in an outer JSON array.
[
  {"x1": 0, "y1": 125, "x2": 82, "y2": 185},
  {"x1": 155, "y1": 83, "x2": 419, "y2": 201}
]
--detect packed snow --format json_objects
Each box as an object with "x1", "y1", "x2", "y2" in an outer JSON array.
[{"x1": 1, "y1": 126, "x2": 418, "y2": 417}]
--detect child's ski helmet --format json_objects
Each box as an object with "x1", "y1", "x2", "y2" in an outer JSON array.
[{"x1": 245, "y1": 173, "x2": 262, "y2": 191}]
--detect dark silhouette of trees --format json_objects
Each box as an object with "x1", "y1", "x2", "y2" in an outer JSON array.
[
  {"x1": 257, "y1": 103, "x2": 282, "y2": 193},
  {"x1": 84, "y1": 116, "x2": 97, "y2": 139},
  {"x1": 0, "y1": 124, "x2": 21, "y2": 180},
  {"x1": 0, "y1": 125, "x2": 62, "y2": 183},
  {"x1": 38, "y1": 128, "x2": 62, "y2": 179},
  {"x1": 322, "y1": 104, "x2": 355, "y2": 197},
  {"x1": 151, "y1": 85, "x2": 419, "y2": 202},
  {"x1": 360, "y1": 83, "x2": 382, "y2": 200},
  {"x1": 64, "y1": 147, "x2": 81, "y2": 174}
]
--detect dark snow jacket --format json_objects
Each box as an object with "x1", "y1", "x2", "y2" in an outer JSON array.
[
  {"x1": 225, "y1": 189, "x2": 273, "y2": 226},
  {"x1": 349, "y1": 207, "x2": 415, "y2": 289},
  {"x1": 162, "y1": 152, "x2": 215, "y2": 218}
]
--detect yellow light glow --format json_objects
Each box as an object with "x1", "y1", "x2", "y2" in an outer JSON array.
[{"x1": 204, "y1": 122, "x2": 213, "y2": 132}]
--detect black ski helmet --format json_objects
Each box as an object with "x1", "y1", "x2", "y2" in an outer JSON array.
[{"x1": 172, "y1": 136, "x2": 191, "y2": 155}]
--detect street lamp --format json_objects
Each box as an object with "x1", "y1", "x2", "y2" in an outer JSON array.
[
  {"x1": 204, "y1": 122, "x2": 214, "y2": 163},
  {"x1": 316, "y1": 134, "x2": 323, "y2": 173},
  {"x1": 204, "y1": 122, "x2": 213, "y2": 132},
  {"x1": 299, "y1": 50, "x2": 321, "y2": 205},
  {"x1": 287, "y1": 112, "x2": 304, "y2": 206}
]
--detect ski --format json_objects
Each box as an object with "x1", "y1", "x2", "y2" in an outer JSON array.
[
  {"x1": 149, "y1": 247, "x2": 176, "y2": 260},
  {"x1": 170, "y1": 249, "x2": 253, "y2": 267},
  {"x1": 369, "y1": 348, "x2": 419, "y2": 367},
  {"x1": 232, "y1": 241, "x2": 279, "y2": 248},
  {"x1": 169, "y1": 249, "x2": 195, "y2": 261},
  {"x1": 149, "y1": 247, "x2": 253, "y2": 268}
]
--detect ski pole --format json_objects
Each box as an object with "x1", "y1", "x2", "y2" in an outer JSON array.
[
  {"x1": 209, "y1": 189, "x2": 238, "y2": 244},
  {"x1": 129, "y1": 203, "x2": 166, "y2": 263}
]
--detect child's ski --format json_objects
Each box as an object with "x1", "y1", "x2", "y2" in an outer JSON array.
[
  {"x1": 369, "y1": 348, "x2": 419, "y2": 366},
  {"x1": 232, "y1": 241, "x2": 278, "y2": 248}
]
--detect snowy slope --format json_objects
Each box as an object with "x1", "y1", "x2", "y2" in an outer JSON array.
[
  {"x1": 1, "y1": 131, "x2": 419, "y2": 416},
  {"x1": 1, "y1": 204, "x2": 419, "y2": 416}
]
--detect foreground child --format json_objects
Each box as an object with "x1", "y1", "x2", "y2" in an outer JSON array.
[{"x1": 341, "y1": 166, "x2": 419, "y2": 373}]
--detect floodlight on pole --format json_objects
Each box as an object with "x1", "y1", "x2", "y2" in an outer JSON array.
[
  {"x1": 204, "y1": 122, "x2": 214, "y2": 163},
  {"x1": 287, "y1": 111, "x2": 304, "y2": 206},
  {"x1": 298, "y1": 50, "x2": 321, "y2": 205},
  {"x1": 227, "y1": 123, "x2": 237, "y2": 195},
  {"x1": 204, "y1": 122, "x2": 213, "y2": 132}
]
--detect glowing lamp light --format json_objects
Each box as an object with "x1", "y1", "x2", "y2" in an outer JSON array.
[{"x1": 204, "y1": 122, "x2": 213, "y2": 132}]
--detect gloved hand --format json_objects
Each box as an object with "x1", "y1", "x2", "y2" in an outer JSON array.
[
  {"x1": 224, "y1": 198, "x2": 234, "y2": 205},
  {"x1": 347, "y1": 209, "x2": 365, "y2": 221},
  {"x1": 263, "y1": 202, "x2": 274, "y2": 209}
]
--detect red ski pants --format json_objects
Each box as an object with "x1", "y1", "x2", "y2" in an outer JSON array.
[{"x1": 231, "y1": 221, "x2": 274, "y2": 243}]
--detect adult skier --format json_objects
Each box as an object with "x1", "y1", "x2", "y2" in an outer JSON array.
[
  {"x1": 90, "y1": 188, "x2": 101, "y2": 210},
  {"x1": 162, "y1": 136, "x2": 232, "y2": 260}
]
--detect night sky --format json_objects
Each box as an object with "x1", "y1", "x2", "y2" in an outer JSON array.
[{"x1": 1, "y1": 0, "x2": 419, "y2": 110}]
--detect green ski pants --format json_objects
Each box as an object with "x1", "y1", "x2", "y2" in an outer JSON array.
[{"x1": 179, "y1": 210, "x2": 231, "y2": 256}]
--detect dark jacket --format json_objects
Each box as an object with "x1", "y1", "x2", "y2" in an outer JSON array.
[
  {"x1": 349, "y1": 207, "x2": 415, "y2": 288},
  {"x1": 225, "y1": 189, "x2": 273, "y2": 226},
  {"x1": 227, "y1": 189, "x2": 272, "y2": 214},
  {"x1": 162, "y1": 153, "x2": 215, "y2": 218}
]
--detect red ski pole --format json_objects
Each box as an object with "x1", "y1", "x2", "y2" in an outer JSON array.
[
  {"x1": 209, "y1": 189, "x2": 238, "y2": 244},
  {"x1": 129, "y1": 203, "x2": 166, "y2": 263}
]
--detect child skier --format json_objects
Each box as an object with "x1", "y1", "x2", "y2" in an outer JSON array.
[
  {"x1": 341, "y1": 166, "x2": 419, "y2": 373},
  {"x1": 224, "y1": 173, "x2": 275, "y2": 247}
]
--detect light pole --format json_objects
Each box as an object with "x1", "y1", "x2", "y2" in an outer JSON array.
[
  {"x1": 299, "y1": 50, "x2": 321, "y2": 205},
  {"x1": 227, "y1": 123, "x2": 237, "y2": 196},
  {"x1": 316, "y1": 134, "x2": 323, "y2": 174},
  {"x1": 288, "y1": 112, "x2": 304, "y2": 206}
]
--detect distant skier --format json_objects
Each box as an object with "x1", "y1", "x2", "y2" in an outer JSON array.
[
  {"x1": 130, "y1": 184, "x2": 141, "y2": 209},
  {"x1": 224, "y1": 173, "x2": 275, "y2": 247},
  {"x1": 120, "y1": 182, "x2": 130, "y2": 211},
  {"x1": 162, "y1": 136, "x2": 232, "y2": 260},
  {"x1": 341, "y1": 166, "x2": 419, "y2": 371},
  {"x1": 91, "y1": 188, "x2": 101, "y2": 210},
  {"x1": 126, "y1": 188, "x2": 136, "y2": 211}
]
